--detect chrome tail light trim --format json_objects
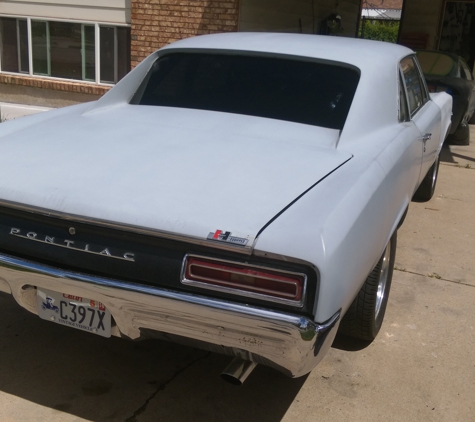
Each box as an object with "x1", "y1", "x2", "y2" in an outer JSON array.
[{"x1": 181, "y1": 254, "x2": 307, "y2": 308}]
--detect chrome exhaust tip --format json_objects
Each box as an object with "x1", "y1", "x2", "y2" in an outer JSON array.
[{"x1": 221, "y1": 357, "x2": 257, "y2": 385}]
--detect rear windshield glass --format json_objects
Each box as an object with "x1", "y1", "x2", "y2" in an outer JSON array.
[
  {"x1": 132, "y1": 53, "x2": 360, "y2": 130},
  {"x1": 417, "y1": 51, "x2": 456, "y2": 77}
]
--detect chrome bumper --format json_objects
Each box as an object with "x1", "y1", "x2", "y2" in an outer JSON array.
[{"x1": 0, "y1": 253, "x2": 340, "y2": 378}]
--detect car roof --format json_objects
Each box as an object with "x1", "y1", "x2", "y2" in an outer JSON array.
[
  {"x1": 160, "y1": 34, "x2": 415, "y2": 140},
  {"x1": 162, "y1": 32, "x2": 413, "y2": 70},
  {"x1": 94, "y1": 33, "x2": 414, "y2": 141}
]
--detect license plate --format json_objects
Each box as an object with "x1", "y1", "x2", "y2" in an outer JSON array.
[{"x1": 37, "y1": 288, "x2": 111, "y2": 338}]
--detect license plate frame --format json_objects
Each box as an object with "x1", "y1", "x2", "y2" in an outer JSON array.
[{"x1": 37, "y1": 288, "x2": 111, "y2": 338}]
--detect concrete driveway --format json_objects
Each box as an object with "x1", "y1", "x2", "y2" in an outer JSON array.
[{"x1": 0, "y1": 129, "x2": 474, "y2": 422}]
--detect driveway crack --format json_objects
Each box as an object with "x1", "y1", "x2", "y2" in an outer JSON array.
[
  {"x1": 125, "y1": 352, "x2": 211, "y2": 422},
  {"x1": 394, "y1": 267, "x2": 474, "y2": 287}
]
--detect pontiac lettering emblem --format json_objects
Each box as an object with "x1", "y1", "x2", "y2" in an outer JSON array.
[{"x1": 10, "y1": 227, "x2": 135, "y2": 262}]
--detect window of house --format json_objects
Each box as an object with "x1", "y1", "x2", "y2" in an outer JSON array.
[
  {"x1": 100, "y1": 26, "x2": 130, "y2": 84},
  {"x1": 0, "y1": 17, "x2": 130, "y2": 84},
  {"x1": 0, "y1": 17, "x2": 29, "y2": 73}
]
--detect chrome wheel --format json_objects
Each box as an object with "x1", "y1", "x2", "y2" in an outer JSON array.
[
  {"x1": 430, "y1": 155, "x2": 439, "y2": 191},
  {"x1": 338, "y1": 232, "x2": 397, "y2": 341},
  {"x1": 413, "y1": 154, "x2": 440, "y2": 202},
  {"x1": 375, "y1": 241, "x2": 391, "y2": 323}
]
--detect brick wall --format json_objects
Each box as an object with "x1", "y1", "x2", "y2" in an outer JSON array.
[
  {"x1": 0, "y1": 74, "x2": 110, "y2": 97},
  {"x1": 1, "y1": 1, "x2": 239, "y2": 101},
  {"x1": 131, "y1": 0, "x2": 241, "y2": 68}
]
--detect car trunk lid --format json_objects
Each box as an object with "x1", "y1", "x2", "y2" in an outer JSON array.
[{"x1": 0, "y1": 105, "x2": 352, "y2": 247}]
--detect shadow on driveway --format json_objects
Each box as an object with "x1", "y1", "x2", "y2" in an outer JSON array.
[{"x1": 0, "y1": 293, "x2": 306, "y2": 422}]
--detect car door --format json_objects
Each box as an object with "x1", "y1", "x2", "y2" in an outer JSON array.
[{"x1": 400, "y1": 55, "x2": 441, "y2": 186}]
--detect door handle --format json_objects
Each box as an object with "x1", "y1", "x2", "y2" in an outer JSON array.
[
  {"x1": 419, "y1": 133, "x2": 431, "y2": 152},
  {"x1": 420, "y1": 133, "x2": 432, "y2": 143}
]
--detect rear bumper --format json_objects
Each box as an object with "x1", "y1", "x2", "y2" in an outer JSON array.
[{"x1": 0, "y1": 252, "x2": 339, "y2": 378}]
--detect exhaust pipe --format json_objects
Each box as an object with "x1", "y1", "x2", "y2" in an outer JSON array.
[{"x1": 221, "y1": 358, "x2": 257, "y2": 385}]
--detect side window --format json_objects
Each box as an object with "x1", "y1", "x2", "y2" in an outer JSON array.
[
  {"x1": 400, "y1": 56, "x2": 428, "y2": 116},
  {"x1": 460, "y1": 59, "x2": 473, "y2": 81},
  {"x1": 398, "y1": 72, "x2": 409, "y2": 122}
]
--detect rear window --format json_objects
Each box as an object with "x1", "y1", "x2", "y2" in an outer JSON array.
[
  {"x1": 417, "y1": 51, "x2": 456, "y2": 77},
  {"x1": 132, "y1": 53, "x2": 360, "y2": 130}
]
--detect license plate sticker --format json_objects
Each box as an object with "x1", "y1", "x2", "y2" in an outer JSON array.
[{"x1": 37, "y1": 288, "x2": 111, "y2": 338}]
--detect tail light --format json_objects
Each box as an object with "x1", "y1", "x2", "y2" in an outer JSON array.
[{"x1": 181, "y1": 255, "x2": 306, "y2": 307}]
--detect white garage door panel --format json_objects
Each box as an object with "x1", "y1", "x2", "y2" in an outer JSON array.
[{"x1": 0, "y1": 0, "x2": 130, "y2": 24}]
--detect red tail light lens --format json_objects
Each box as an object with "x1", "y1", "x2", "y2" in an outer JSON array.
[{"x1": 182, "y1": 256, "x2": 305, "y2": 306}]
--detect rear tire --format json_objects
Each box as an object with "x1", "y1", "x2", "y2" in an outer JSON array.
[
  {"x1": 338, "y1": 232, "x2": 397, "y2": 341},
  {"x1": 413, "y1": 154, "x2": 440, "y2": 202}
]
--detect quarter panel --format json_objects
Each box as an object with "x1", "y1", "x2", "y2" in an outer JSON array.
[{"x1": 253, "y1": 124, "x2": 423, "y2": 322}]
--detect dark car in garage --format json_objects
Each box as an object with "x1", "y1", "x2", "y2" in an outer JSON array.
[{"x1": 417, "y1": 50, "x2": 475, "y2": 145}]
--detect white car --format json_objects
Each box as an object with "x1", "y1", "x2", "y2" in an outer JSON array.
[{"x1": 0, "y1": 33, "x2": 452, "y2": 384}]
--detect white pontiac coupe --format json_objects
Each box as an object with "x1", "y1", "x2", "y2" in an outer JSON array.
[{"x1": 0, "y1": 33, "x2": 452, "y2": 384}]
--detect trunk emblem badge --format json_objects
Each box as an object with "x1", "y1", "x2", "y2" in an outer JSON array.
[{"x1": 207, "y1": 230, "x2": 248, "y2": 246}]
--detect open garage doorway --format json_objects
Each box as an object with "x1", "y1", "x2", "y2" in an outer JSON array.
[{"x1": 438, "y1": 0, "x2": 475, "y2": 73}]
